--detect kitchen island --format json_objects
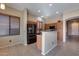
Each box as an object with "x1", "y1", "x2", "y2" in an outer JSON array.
[{"x1": 36, "y1": 31, "x2": 57, "y2": 55}]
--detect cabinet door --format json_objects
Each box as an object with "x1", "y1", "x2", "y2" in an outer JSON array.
[
  {"x1": 57, "y1": 21, "x2": 63, "y2": 41},
  {"x1": 36, "y1": 35, "x2": 42, "y2": 50}
]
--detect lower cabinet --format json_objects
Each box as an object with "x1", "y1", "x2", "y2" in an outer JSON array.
[{"x1": 36, "y1": 35, "x2": 42, "y2": 50}]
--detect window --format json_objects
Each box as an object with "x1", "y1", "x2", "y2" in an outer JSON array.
[
  {"x1": 0, "y1": 15, "x2": 9, "y2": 36},
  {"x1": 10, "y1": 17, "x2": 20, "y2": 35},
  {"x1": 0, "y1": 14, "x2": 20, "y2": 36}
]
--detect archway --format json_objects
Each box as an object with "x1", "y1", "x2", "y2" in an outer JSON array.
[{"x1": 63, "y1": 16, "x2": 79, "y2": 42}]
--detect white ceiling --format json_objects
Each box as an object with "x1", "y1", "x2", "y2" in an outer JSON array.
[{"x1": 6, "y1": 3, "x2": 79, "y2": 20}]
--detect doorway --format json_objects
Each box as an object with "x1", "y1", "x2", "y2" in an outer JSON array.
[{"x1": 66, "y1": 18, "x2": 79, "y2": 42}]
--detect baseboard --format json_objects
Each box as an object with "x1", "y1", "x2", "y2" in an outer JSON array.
[
  {"x1": 0, "y1": 42, "x2": 23, "y2": 48},
  {"x1": 41, "y1": 44, "x2": 57, "y2": 55},
  {"x1": 24, "y1": 44, "x2": 27, "y2": 46}
]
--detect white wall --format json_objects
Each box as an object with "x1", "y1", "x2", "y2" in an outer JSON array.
[
  {"x1": 0, "y1": 35, "x2": 21, "y2": 48},
  {"x1": 0, "y1": 6, "x2": 27, "y2": 47},
  {"x1": 63, "y1": 9, "x2": 79, "y2": 20},
  {"x1": 20, "y1": 9, "x2": 27, "y2": 45},
  {"x1": 71, "y1": 22, "x2": 79, "y2": 35},
  {"x1": 0, "y1": 6, "x2": 21, "y2": 17},
  {"x1": 42, "y1": 31, "x2": 57, "y2": 55}
]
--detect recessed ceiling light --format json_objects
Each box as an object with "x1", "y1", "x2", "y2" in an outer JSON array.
[
  {"x1": 49, "y1": 4, "x2": 53, "y2": 6},
  {"x1": 38, "y1": 10, "x2": 40, "y2": 13},
  {"x1": 0, "y1": 3, "x2": 5, "y2": 10},
  {"x1": 37, "y1": 17, "x2": 43, "y2": 22},
  {"x1": 56, "y1": 11, "x2": 59, "y2": 14}
]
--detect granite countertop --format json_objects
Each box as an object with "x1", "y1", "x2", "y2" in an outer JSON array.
[
  {"x1": 42, "y1": 30, "x2": 56, "y2": 32},
  {"x1": 36, "y1": 29, "x2": 56, "y2": 35}
]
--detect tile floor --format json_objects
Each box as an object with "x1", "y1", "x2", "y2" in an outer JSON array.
[
  {"x1": 0, "y1": 39, "x2": 79, "y2": 56},
  {"x1": 47, "y1": 38, "x2": 79, "y2": 56},
  {"x1": 0, "y1": 43, "x2": 42, "y2": 56}
]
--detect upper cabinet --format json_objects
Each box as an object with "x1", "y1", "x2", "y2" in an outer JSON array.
[{"x1": 45, "y1": 23, "x2": 57, "y2": 30}]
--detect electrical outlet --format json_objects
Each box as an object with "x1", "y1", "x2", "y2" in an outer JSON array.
[{"x1": 9, "y1": 40, "x2": 12, "y2": 42}]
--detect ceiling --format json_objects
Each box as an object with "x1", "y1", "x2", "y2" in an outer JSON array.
[{"x1": 6, "y1": 3, "x2": 79, "y2": 20}]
